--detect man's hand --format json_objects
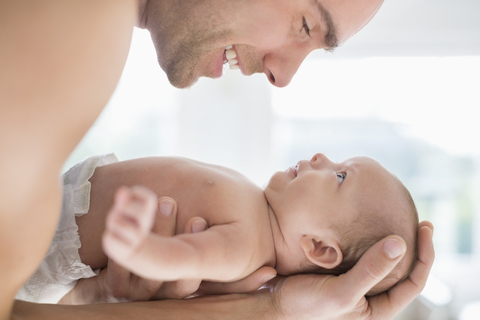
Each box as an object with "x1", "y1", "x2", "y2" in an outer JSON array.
[{"x1": 266, "y1": 221, "x2": 434, "y2": 320}]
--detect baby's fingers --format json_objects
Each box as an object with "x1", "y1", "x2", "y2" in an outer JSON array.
[
  {"x1": 117, "y1": 186, "x2": 157, "y2": 231},
  {"x1": 103, "y1": 186, "x2": 157, "y2": 261},
  {"x1": 102, "y1": 227, "x2": 134, "y2": 263}
]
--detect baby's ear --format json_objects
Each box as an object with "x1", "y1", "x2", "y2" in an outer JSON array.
[{"x1": 300, "y1": 235, "x2": 342, "y2": 269}]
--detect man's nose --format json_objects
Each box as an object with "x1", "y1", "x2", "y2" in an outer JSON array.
[{"x1": 263, "y1": 48, "x2": 310, "y2": 88}]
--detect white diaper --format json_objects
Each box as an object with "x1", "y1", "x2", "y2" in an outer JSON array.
[{"x1": 15, "y1": 153, "x2": 119, "y2": 303}]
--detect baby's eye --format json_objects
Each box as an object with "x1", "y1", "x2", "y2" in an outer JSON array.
[{"x1": 336, "y1": 172, "x2": 346, "y2": 184}]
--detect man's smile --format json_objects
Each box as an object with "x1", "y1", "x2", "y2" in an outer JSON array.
[{"x1": 224, "y1": 45, "x2": 240, "y2": 70}]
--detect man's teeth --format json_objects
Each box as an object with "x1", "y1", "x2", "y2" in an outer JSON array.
[{"x1": 225, "y1": 46, "x2": 239, "y2": 70}]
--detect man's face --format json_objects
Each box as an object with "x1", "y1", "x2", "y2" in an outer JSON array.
[{"x1": 141, "y1": 0, "x2": 384, "y2": 88}]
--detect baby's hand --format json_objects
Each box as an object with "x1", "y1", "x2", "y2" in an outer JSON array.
[{"x1": 102, "y1": 185, "x2": 158, "y2": 264}]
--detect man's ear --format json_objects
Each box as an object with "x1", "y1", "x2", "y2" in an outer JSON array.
[{"x1": 300, "y1": 235, "x2": 342, "y2": 269}]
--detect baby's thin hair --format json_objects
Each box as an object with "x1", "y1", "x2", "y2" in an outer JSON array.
[{"x1": 309, "y1": 177, "x2": 419, "y2": 296}]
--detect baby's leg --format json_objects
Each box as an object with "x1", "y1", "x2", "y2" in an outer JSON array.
[{"x1": 102, "y1": 185, "x2": 158, "y2": 274}]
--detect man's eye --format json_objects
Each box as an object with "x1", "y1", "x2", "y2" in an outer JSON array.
[
  {"x1": 302, "y1": 17, "x2": 311, "y2": 37},
  {"x1": 336, "y1": 173, "x2": 346, "y2": 184}
]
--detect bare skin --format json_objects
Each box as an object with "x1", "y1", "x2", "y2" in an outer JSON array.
[
  {"x1": 59, "y1": 196, "x2": 276, "y2": 304},
  {"x1": 0, "y1": 1, "x2": 136, "y2": 318},
  {"x1": 77, "y1": 157, "x2": 275, "y2": 274},
  {"x1": 97, "y1": 155, "x2": 417, "y2": 293},
  {"x1": 1, "y1": 0, "x2": 434, "y2": 319},
  {"x1": 63, "y1": 154, "x2": 417, "y2": 303},
  {"x1": 11, "y1": 221, "x2": 435, "y2": 320}
]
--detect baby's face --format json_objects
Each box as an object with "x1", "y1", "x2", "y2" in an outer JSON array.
[{"x1": 265, "y1": 153, "x2": 403, "y2": 257}]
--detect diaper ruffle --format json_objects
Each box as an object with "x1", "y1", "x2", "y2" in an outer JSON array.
[{"x1": 16, "y1": 154, "x2": 118, "y2": 303}]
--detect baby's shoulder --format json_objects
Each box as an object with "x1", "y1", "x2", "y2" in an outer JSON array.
[
  {"x1": 146, "y1": 157, "x2": 267, "y2": 228},
  {"x1": 206, "y1": 178, "x2": 269, "y2": 231}
]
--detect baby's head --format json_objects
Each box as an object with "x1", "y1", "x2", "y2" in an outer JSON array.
[{"x1": 265, "y1": 153, "x2": 418, "y2": 296}]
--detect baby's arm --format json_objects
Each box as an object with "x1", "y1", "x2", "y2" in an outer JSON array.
[{"x1": 103, "y1": 186, "x2": 254, "y2": 283}]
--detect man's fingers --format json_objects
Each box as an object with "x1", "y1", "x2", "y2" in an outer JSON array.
[
  {"x1": 100, "y1": 259, "x2": 138, "y2": 302},
  {"x1": 197, "y1": 266, "x2": 277, "y2": 295},
  {"x1": 419, "y1": 220, "x2": 434, "y2": 232},
  {"x1": 132, "y1": 277, "x2": 166, "y2": 301},
  {"x1": 150, "y1": 197, "x2": 177, "y2": 237},
  {"x1": 103, "y1": 259, "x2": 165, "y2": 301},
  {"x1": 184, "y1": 217, "x2": 208, "y2": 234},
  {"x1": 332, "y1": 236, "x2": 406, "y2": 306},
  {"x1": 153, "y1": 279, "x2": 202, "y2": 300},
  {"x1": 372, "y1": 224, "x2": 435, "y2": 318}
]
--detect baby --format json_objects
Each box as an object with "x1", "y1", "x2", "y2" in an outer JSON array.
[
  {"x1": 101, "y1": 152, "x2": 418, "y2": 296},
  {"x1": 17, "y1": 152, "x2": 418, "y2": 303}
]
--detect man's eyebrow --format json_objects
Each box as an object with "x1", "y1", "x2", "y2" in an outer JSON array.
[{"x1": 315, "y1": 2, "x2": 339, "y2": 52}]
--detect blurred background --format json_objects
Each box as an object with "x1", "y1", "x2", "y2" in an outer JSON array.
[{"x1": 65, "y1": 0, "x2": 480, "y2": 319}]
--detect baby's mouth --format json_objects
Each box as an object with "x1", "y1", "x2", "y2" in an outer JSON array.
[
  {"x1": 290, "y1": 163, "x2": 299, "y2": 178},
  {"x1": 224, "y1": 45, "x2": 239, "y2": 70},
  {"x1": 293, "y1": 163, "x2": 299, "y2": 177}
]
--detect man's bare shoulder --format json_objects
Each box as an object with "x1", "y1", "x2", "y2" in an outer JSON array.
[
  {"x1": 0, "y1": 1, "x2": 137, "y2": 318},
  {"x1": 0, "y1": 0, "x2": 137, "y2": 162}
]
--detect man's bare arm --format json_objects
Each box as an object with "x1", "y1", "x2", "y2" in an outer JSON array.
[
  {"x1": 13, "y1": 293, "x2": 276, "y2": 320},
  {"x1": 12, "y1": 221, "x2": 434, "y2": 320}
]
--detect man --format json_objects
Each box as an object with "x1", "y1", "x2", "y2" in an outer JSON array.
[
  {"x1": 0, "y1": 0, "x2": 434, "y2": 319},
  {"x1": 139, "y1": 0, "x2": 385, "y2": 88}
]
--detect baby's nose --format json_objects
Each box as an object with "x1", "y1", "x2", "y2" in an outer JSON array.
[{"x1": 310, "y1": 153, "x2": 333, "y2": 167}]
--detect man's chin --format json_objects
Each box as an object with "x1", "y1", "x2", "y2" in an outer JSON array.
[
  {"x1": 164, "y1": 59, "x2": 222, "y2": 89},
  {"x1": 166, "y1": 69, "x2": 201, "y2": 89},
  {"x1": 170, "y1": 80, "x2": 197, "y2": 89}
]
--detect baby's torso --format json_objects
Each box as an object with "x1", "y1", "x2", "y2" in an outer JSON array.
[{"x1": 89, "y1": 156, "x2": 276, "y2": 272}]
